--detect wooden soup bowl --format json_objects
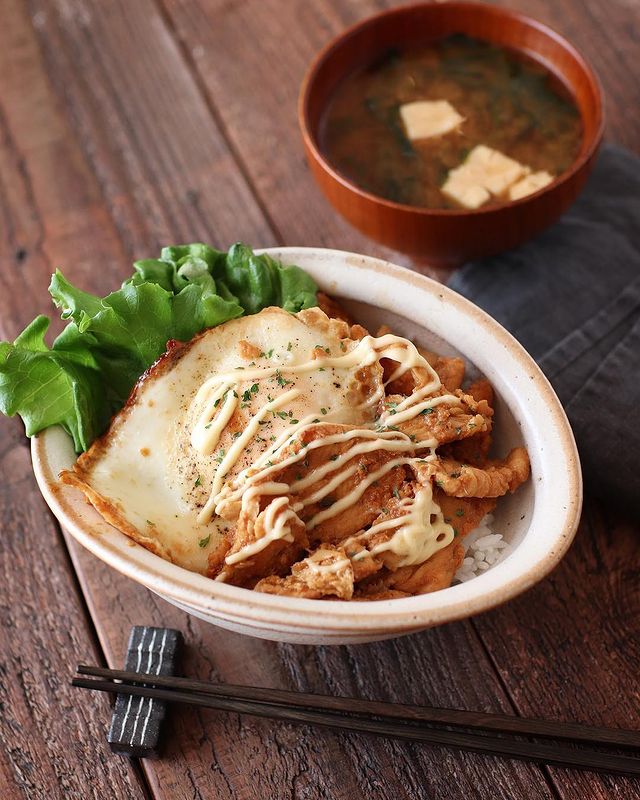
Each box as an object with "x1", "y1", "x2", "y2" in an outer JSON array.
[{"x1": 299, "y1": 1, "x2": 604, "y2": 267}]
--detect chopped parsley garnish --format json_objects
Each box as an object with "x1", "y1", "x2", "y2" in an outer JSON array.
[
  {"x1": 455, "y1": 509, "x2": 465, "y2": 517},
  {"x1": 250, "y1": 383, "x2": 259, "y2": 394},
  {"x1": 275, "y1": 369, "x2": 292, "y2": 387},
  {"x1": 215, "y1": 448, "x2": 226, "y2": 464},
  {"x1": 311, "y1": 418, "x2": 320, "y2": 424},
  {"x1": 320, "y1": 407, "x2": 328, "y2": 415},
  {"x1": 287, "y1": 341, "x2": 293, "y2": 351},
  {"x1": 146, "y1": 519, "x2": 155, "y2": 526},
  {"x1": 290, "y1": 419, "x2": 299, "y2": 425},
  {"x1": 242, "y1": 389, "x2": 252, "y2": 402},
  {"x1": 232, "y1": 431, "x2": 242, "y2": 439},
  {"x1": 276, "y1": 410, "x2": 288, "y2": 419},
  {"x1": 420, "y1": 407, "x2": 434, "y2": 415},
  {"x1": 198, "y1": 534, "x2": 211, "y2": 548},
  {"x1": 194, "y1": 475, "x2": 202, "y2": 487},
  {"x1": 392, "y1": 487, "x2": 400, "y2": 499},
  {"x1": 329, "y1": 454, "x2": 339, "y2": 461}
]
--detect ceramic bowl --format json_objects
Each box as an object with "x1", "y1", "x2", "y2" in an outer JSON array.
[
  {"x1": 299, "y1": 2, "x2": 604, "y2": 267},
  {"x1": 32, "y1": 247, "x2": 582, "y2": 644}
]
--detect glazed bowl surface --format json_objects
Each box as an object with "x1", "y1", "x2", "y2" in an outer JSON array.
[{"x1": 32, "y1": 247, "x2": 582, "y2": 644}]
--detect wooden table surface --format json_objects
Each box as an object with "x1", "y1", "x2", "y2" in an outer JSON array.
[{"x1": 1, "y1": 1, "x2": 638, "y2": 798}]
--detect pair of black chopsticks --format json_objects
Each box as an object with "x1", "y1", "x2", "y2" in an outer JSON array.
[{"x1": 73, "y1": 665, "x2": 640, "y2": 775}]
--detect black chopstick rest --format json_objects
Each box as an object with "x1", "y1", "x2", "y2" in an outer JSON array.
[{"x1": 108, "y1": 626, "x2": 182, "y2": 757}]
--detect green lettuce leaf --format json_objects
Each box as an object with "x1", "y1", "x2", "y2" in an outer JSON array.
[
  {"x1": 0, "y1": 316, "x2": 107, "y2": 451},
  {"x1": 0, "y1": 243, "x2": 318, "y2": 452}
]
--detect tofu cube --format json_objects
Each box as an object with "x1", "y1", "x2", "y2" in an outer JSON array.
[
  {"x1": 442, "y1": 145, "x2": 530, "y2": 209},
  {"x1": 464, "y1": 145, "x2": 529, "y2": 196},
  {"x1": 399, "y1": 100, "x2": 464, "y2": 141},
  {"x1": 508, "y1": 170, "x2": 554, "y2": 200},
  {"x1": 441, "y1": 177, "x2": 491, "y2": 209}
]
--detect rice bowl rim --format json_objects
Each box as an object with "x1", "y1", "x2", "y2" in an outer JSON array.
[{"x1": 32, "y1": 247, "x2": 582, "y2": 637}]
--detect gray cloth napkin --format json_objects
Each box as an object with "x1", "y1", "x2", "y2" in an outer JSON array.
[{"x1": 448, "y1": 144, "x2": 640, "y2": 514}]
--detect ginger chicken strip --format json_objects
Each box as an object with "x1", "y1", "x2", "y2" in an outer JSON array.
[
  {"x1": 255, "y1": 546, "x2": 354, "y2": 599},
  {"x1": 413, "y1": 447, "x2": 530, "y2": 498},
  {"x1": 239, "y1": 422, "x2": 411, "y2": 546},
  {"x1": 380, "y1": 540, "x2": 465, "y2": 595},
  {"x1": 216, "y1": 495, "x2": 308, "y2": 587},
  {"x1": 436, "y1": 491, "x2": 497, "y2": 537},
  {"x1": 381, "y1": 389, "x2": 493, "y2": 446},
  {"x1": 376, "y1": 325, "x2": 465, "y2": 393}
]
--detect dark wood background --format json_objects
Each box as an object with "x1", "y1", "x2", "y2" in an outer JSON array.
[{"x1": 0, "y1": 1, "x2": 638, "y2": 798}]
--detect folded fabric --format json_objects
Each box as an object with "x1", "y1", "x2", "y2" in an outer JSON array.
[{"x1": 448, "y1": 144, "x2": 640, "y2": 515}]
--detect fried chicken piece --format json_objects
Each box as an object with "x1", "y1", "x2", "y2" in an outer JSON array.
[
  {"x1": 218, "y1": 495, "x2": 308, "y2": 587},
  {"x1": 432, "y1": 356, "x2": 465, "y2": 392},
  {"x1": 352, "y1": 536, "x2": 463, "y2": 596},
  {"x1": 443, "y1": 431, "x2": 492, "y2": 467},
  {"x1": 255, "y1": 422, "x2": 410, "y2": 547},
  {"x1": 436, "y1": 491, "x2": 497, "y2": 538},
  {"x1": 382, "y1": 390, "x2": 493, "y2": 446},
  {"x1": 383, "y1": 540, "x2": 465, "y2": 594},
  {"x1": 317, "y1": 292, "x2": 355, "y2": 325},
  {"x1": 297, "y1": 305, "x2": 369, "y2": 346},
  {"x1": 440, "y1": 378, "x2": 494, "y2": 466},
  {"x1": 466, "y1": 378, "x2": 494, "y2": 406},
  {"x1": 255, "y1": 546, "x2": 354, "y2": 599},
  {"x1": 414, "y1": 447, "x2": 530, "y2": 498}
]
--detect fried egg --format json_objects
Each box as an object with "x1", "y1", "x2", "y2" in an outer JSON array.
[{"x1": 61, "y1": 307, "x2": 379, "y2": 574}]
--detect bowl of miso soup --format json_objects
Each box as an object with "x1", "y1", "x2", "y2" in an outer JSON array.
[{"x1": 299, "y1": 2, "x2": 603, "y2": 267}]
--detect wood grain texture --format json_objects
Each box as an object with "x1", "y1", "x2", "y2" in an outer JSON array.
[
  {"x1": 472, "y1": 500, "x2": 640, "y2": 799},
  {"x1": 68, "y1": 548, "x2": 557, "y2": 800},
  {"x1": 0, "y1": 0, "x2": 639, "y2": 798},
  {"x1": 0, "y1": 422, "x2": 149, "y2": 800}
]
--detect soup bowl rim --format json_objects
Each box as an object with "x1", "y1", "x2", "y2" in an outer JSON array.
[{"x1": 298, "y1": 0, "x2": 605, "y2": 217}]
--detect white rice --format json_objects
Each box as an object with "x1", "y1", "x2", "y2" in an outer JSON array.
[{"x1": 453, "y1": 513, "x2": 511, "y2": 583}]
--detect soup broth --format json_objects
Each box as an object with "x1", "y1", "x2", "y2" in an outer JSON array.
[{"x1": 320, "y1": 34, "x2": 583, "y2": 209}]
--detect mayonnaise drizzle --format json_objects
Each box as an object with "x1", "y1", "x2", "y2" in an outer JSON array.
[{"x1": 189, "y1": 332, "x2": 459, "y2": 572}]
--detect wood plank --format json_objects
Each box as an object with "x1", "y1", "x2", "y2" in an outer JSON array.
[
  {"x1": 157, "y1": 0, "x2": 405, "y2": 265},
  {"x1": 472, "y1": 500, "x2": 640, "y2": 799},
  {"x1": 0, "y1": 422, "x2": 150, "y2": 800},
  {"x1": 0, "y1": 5, "x2": 148, "y2": 797},
  {"x1": 5, "y1": 0, "x2": 556, "y2": 797},
  {"x1": 69, "y1": 544, "x2": 558, "y2": 800}
]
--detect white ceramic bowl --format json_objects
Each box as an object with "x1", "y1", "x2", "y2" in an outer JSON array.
[{"x1": 32, "y1": 248, "x2": 582, "y2": 644}]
